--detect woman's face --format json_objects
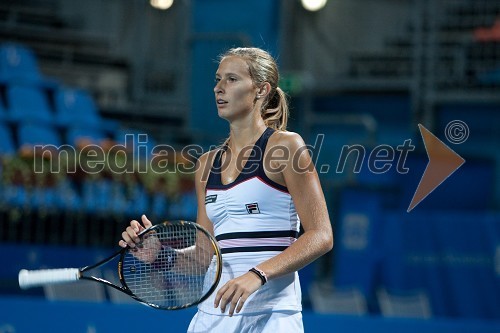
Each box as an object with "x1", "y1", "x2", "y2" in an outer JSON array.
[{"x1": 214, "y1": 56, "x2": 259, "y2": 122}]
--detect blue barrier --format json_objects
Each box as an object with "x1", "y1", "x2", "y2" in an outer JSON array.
[
  {"x1": 1, "y1": 297, "x2": 499, "y2": 333},
  {"x1": 380, "y1": 211, "x2": 500, "y2": 319},
  {"x1": 332, "y1": 188, "x2": 500, "y2": 319}
]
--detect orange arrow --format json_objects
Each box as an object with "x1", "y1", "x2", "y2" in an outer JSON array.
[{"x1": 407, "y1": 124, "x2": 466, "y2": 212}]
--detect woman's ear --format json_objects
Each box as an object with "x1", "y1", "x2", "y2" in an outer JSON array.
[{"x1": 256, "y1": 82, "x2": 271, "y2": 99}]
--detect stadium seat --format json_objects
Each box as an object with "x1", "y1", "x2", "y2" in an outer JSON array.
[
  {"x1": 81, "y1": 178, "x2": 128, "y2": 214},
  {"x1": 0, "y1": 42, "x2": 58, "y2": 87},
  {"x1": 1, "y1": 184, "x2": 28, "y2": 208},
  {"x1": 17, "y1": 122, "x2": 61, "y2": 148},
  {"x1": 7, "y1": 84, "x2": 54, "y2": 124},
  {"x1": 28, "y1": 178, "x2": 82, "y2": 212},
  {"x1": 54, "y1": 87, "x2": 102, "y2": 129},
  {"x1": 53, "y1": 179, "x2": 82, "y2": 211},
  {"x1": 0, "y1": 43, "x2": 42, "y2": 84}
]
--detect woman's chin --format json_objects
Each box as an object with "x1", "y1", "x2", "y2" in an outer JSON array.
[{"x1": 217, "y1": 109, "x2": 233, "y2": 121}]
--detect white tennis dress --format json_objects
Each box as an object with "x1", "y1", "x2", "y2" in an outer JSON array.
[{"x1": 188, "y1": 128, "x2": 304, "y2": 332}]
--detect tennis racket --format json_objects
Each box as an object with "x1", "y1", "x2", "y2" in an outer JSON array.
[{"x1": 18, "y1": 220, "x2": 222, "y2": 310}]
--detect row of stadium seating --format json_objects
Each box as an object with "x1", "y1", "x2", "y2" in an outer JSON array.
[{"x1": 0, "y1": 42, "x2": 197, "y2": 219}]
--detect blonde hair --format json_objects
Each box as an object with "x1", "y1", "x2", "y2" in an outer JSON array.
[{"x1": 219, "y1": 47, "x2": 289, "y2": 131}]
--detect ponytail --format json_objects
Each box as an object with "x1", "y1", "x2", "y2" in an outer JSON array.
[{"x1": 262, "y1": 87, "x2": 289, "y2": 131}]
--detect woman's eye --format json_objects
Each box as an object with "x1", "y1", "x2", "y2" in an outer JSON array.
[{"x1": 228, "y1": 77, "x2": 237, "y2": 82}]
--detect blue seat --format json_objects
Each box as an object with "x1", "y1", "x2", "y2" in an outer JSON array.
[
  {"x1": 0, "y1": 123, "x2": 16, "y2": 155},
  {"x1": 82, "y1": 178, "x2": 128, "y2": 214},
  {"x1": 54, "y1": 87, "x2": 102, "y2": 129},
  {"x1": 53, "y1": 179, "x2": 82, "y2": 211},
  {"x1": 25, "y1": 177, "x2": 82, "y2": 211},
  {"x1": 0, "y1": 43, "x2": 58, "y2": 87},
  {"x1": 30, "y1": 186, "x2": 58, "y2": 210},
  {"x1": 7, "y1": 84, "x2": 54, "y2": 124},
  {"x1": 17, "y1": 123, "x2": 61, "y2": 148},
  {"x1": 1, "y1": 184, "x2": 28, "y2": 208},
  {"x1": 0, "y1": 43, "x2": 42, "y2": 84}
]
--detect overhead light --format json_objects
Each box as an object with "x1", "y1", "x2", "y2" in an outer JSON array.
[
  {"x1": 301, "y1": 0, "x2": 327, "y2": 12},
  {"x1": 150, "y1": 0, "x2": 174, "y2": 10}
]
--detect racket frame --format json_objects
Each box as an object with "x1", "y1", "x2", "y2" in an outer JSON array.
[
  {"x1": 118, "y1": 220, "x2": 223, "y2": 309},
  {"x1": 21, "y1": 220, "x2": 223, "y2": 310}
]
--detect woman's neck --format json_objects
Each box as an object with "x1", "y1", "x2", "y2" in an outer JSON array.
[{"x1": 228, "y1": 119, "x2": 267, "y2": 151}]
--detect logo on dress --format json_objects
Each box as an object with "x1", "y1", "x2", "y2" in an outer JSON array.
[
  {"x1": 245, "y1": 202, "x2": 261, "y2": 214},
  {"x1": 205, "y1": 195, "x2": 217, "y2": 204}
]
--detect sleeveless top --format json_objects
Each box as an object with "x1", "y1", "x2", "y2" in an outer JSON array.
[{"x1": 199, "y1": 127, "x2": 302, "y2": 315}]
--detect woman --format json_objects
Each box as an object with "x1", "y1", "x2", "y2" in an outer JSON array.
[{"x1": 120, "y1": 47, "x2": 333, "y2": 332}]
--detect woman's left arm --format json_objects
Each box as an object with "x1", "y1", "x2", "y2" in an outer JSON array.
[
  {"x1": 214, "y1": 132, "x2": 333, "y2": 315},
  {"x1": 256, "y1": 132, "x2": 334, "y2": 279}
]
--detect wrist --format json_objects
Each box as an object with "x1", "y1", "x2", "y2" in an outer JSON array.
[{"x1": 248, "y1": 267, "x2": 268, "y2": 285}]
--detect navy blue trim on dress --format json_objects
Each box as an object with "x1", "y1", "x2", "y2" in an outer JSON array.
[
  {"x1": 215, "y1": 230, "x2": 299, "y2": 241},
  {"x1": 206, "y1": 127, "x2": 288, "y2": 193},
  {"x1": 221, "y1": 246, "x2": 289, "y2": 254}
]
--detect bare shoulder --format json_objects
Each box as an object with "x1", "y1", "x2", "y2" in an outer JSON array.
[
  {"x1": 267, "y1": 130, "x2": 314, "y2": 174},
  {"x1": 268, "y1": 130, "x2": 307, "y2": 153}
]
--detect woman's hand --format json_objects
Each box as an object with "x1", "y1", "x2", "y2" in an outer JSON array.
[
  {"x1": 119, "y1": 215, "x2": 159, "y2": 262},
  {"x1": 119, "y1": 214, "x2": 153, "y2": 248},
  {"x1": 214, "y1": 271, "x2": 264, "y2": 316}
]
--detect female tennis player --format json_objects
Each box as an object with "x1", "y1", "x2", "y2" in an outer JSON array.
[{"x1": 120, "y1": 47, "x2": 333, "y2": 332}]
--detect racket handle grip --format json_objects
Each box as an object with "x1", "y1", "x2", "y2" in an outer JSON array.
[{"x1": 18, "y1": 268, "x2": 80, "y2": 289}]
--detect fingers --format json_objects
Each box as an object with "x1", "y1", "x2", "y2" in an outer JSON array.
[
  {"x1": 215, "y1": 285, "x2": 236, "y2": 315},
  {"x1": 229, "y1": 291, "x2": 247, "y2": 316},
  {"x1": 132, "y1": 219, "x2": 144, "y2": 232},
  {"x1": 142, "y1": 214, "x2": 153, "y2": 229},
  {"x1": 235, "y1": 294, "x2": 248, "y2": 314},
  {"x1": 214, "y1": 283, "x2": 229, "y2": 309},
  {"x1": 118, "y1": 215, "x2": 153, "y2": 248},
  {"x1": 120, "y1": 222, "x2": 140, "y2": 248},
  {"x1": 214, "y1": 272, "x2": 264, "y2": 315},
  {"x1": 217, "y1": 288, "x2": 247, "y2": 316}
]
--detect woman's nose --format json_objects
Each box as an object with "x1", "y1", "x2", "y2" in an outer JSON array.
[{"x1": 214, "y1": 81, "x2": 223, "y2": 93}]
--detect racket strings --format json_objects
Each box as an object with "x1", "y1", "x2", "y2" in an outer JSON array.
[{"x1": 121, "y1": 224, "x2": 218, "y2": 309}]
